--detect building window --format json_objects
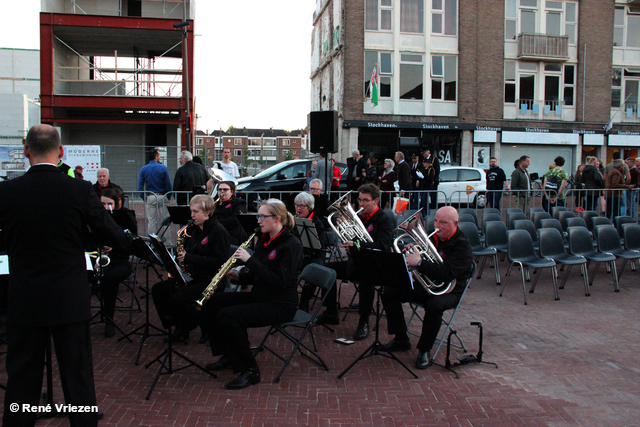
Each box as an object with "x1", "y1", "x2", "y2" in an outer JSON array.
[
  {"x1": 365, "y1": 0, "x2": 392, "y2": 31},
  {"x1": 504, "y1": 61, "x2": 575, "y2": 108},
  {"x1": 292, "y1": 150, "x2": 297, "y2": 155},
  {"x1": 431, "y1": 55, "x2": 457, "y2": 101},
  {"x1": 282, "y1": 139, "x2": 290, "y2": 146},
  {"x1": 432, "y1": 0, "x2": 457, "y2": 36},
  {"x1": 401, "y1": 0, "x2": 424, "y2": 34},
  {"x1": 505, "y1": 0, "x2": 577, "y2": 44},
  {"x1": 234, "y1": 138, "x2": 242, "y2": 145},
  {"x1": 615, "y1": 6, "x2": 640, "y2": 48},
  {"x1": 612, "y1": 67, "x2": 640, "y2": 113},
  {"x1": 563, "y1": 64, "x2": 575, "y2": 106},
  {"x1": 234, "y1": 149, "x2": 242, "y2": 157},
  {"x1": 400, "y1": 53, "x2": 423, "y2": 100},
  {"x1": 364, "y1": 51, "x2": 392, "y2": 99}
]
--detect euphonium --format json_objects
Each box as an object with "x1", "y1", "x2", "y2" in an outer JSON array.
[
  {"x1": 196, "y1": 232, "x2": 256, "y2": 306},
  {"x1": 327, "y1": 191, "x2": 373, "y2": 249},
  {"x1": 393, "y1": 209, "x2": 456, "y2": 296}
]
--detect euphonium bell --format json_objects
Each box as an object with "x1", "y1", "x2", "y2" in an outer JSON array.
[
  {"x1": 393, "y1": 209, "x2": 456, "y2": 296},
  {"x1": 327, "y1": 191, "x2": 373, "y2": 247}
]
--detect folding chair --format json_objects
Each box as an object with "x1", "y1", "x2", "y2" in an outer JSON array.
[
  {"x1": 622, "y1": 223, "x2": 640, "y2": 270},
  {"x1": 540, "y1": 218, "x2": 569, "y2": 249},
  {"x1": 596, "y1": 224, "x2": 640, "y2": 282},
  {"x1": 507, "y1": 211, "x2": 527, "y2": 229},
  {"x1": 532, "y1": 211, "x2": 551, "y2": 230},
  {"x1": 458, "y1": 222, "x2": 499, "y2": 285},
  {"x1": 501, "y1": 229, "x2": 559, "y2": 305},
  {"x1": 513, "y1": 219, "x2": 539, "y2": 252},
  {"x1": 615, "y1": 216, "x2": 635, "y2": 239},
  {"x1": 484, "y1": 220, "x2": 509, "y2": 262},
  {"x1": 255, "y1": 264, "x2": 337, "y2": 383},
  {"x1": 538, "y1": 228, "x2": 589, "y2": 296},
  {"x1": 407, "y1": 262, "x2": 476, "y2": 359},
  {"x1": 580, "y1": 210, "x2": 599, "y2": 232},
  {"x1": 567, "y1": 226, "x2": 619, "y2": 292},
  {"x1": 551, "y1": 206, "x2": 568, "y2": 219},
  {"x1": 557, "y1": 211, "x2": 576, "y2": 232}
]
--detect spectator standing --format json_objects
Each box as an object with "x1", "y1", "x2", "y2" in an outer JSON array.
[
  {"x1": 395, "y1": 151, "x2": 412, "y2": 197},
  {"x1": 93, "y1": 168, "x2": 122, "y2": 196},
  {"x1": 57, "y1": 158, "x2": 75, "y2": 177},
  {"x1": 418, "y1": 157, "x2": 436, "y2": 214},
  {"x1": 574, "y1": 164, "x2": 585, "y2": 210},
  {"x1": 363, "y1": 157, "x2": 379, "y2": 185},
  {"x1": 74, "y1": 165, "x2": 84, "y2": 179},
  {"x1": 173, "y1": 150, "x2": 209, "y2": 205},
  {"x1": 542, "y1": 156, "x2": 569, "y2": 212},
  {"x1": 378, "y1": 158, "x2": 396, "y2": 210},
  {"x1": 314, "y1": 153, "x2": 330, "y2": 194},
  {"x1": 510, "y1": 155, "x2": 531, "y2": 212},
  {"x1": 409, "y1": 155, "x2": 422, "y2": 209},
  {"x1": 581, "y1": 156, "x2": 605, "y2": 212},
  {"x1": 138, "y1": 149, "x2": 172, "y2": 234},
  {"x1": 486, "y1": 157, "x2": 507, "y2": 210},
  {"x1": 625, "y1": 157, "x2": 639, "y2": 219},
  {"x1": 422, "y1": 149, "x2": 440, "y2": 210},
  {"x1": 347, "y1": 149, "x2": 366, "y2": 192},
  {"x1": 213, "y1": 147, "x2": 240, "y2": 178},
  {"x1": 605, "y1": 159, "x2": 633, "y2": 219},
  {"x1": 330, "y1": 158, "x2": 341, "y2": 190}
]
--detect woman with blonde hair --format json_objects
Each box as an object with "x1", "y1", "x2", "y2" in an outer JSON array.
[
  {"x1": 378, "y1": 158, "x2": 396, "y2": 209},
  {"x1": 202, "y1": 199, "x2": 303, "y2": 390}
]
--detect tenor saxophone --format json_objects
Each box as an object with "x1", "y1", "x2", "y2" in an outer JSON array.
[
  {"x1": 176, "y1": 220, "x2": 194, "y2": 271},
  {"x1": 196, "y1": 232, "x2": 256, "y2": 306}
]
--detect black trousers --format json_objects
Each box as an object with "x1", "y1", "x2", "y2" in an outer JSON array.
[
  {"x1": 381, "y1": 286, "x2": 460, "y2": 352},
  {"x1": 322, "y1": 261, "x2": 374, "y2": 322},
  {"x1": 202, "y1": 292, "x2": 297, "y2": 373},
  {"x1": 151, "y1": 279, "x2": 215, "y2": 331},
  {"x1": 99, "y1": 259, "x2": 132, "y2": 320},
  {"x1": 3, "y1": 321, "x2": 98, "y2": 427}
]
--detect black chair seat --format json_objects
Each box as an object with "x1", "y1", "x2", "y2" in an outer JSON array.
[
  {"x1": 518, "y1": 255, "x2": 556, "y2": 269},
  {"x1": 472, "y1": 246, "x2": 498, "y2": 257}
]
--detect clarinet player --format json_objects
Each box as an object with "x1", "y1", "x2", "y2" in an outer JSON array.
[{"x1": 201, "y1": 199, "x2": 303, "y2": 390}]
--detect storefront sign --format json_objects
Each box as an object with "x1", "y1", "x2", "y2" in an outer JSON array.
[{"x1": 343, "y1": 120, "x2": 476, "y2": 130}]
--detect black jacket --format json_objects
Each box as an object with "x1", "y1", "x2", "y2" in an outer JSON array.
[
  {"x1": 581, "y1": 164, "x2": 605, "y2": 190},
  {"x1": 416, "y1": 228, "x2": 473, "y2": 297},
  {"x1": 410, "y1": 162, "x2": 422, "y2": 189},
  {"x1": 0, "y1": 165, "x2": 127, "y2": 327},
  {"x1": 107, "y1": 208, "x2": 138, "y2": 261},
  {"x1": 173, "y1": 161, "x2": 209, "y2": 205},
  {"x1": 347, "y1": 156, "x2": 367, "y2": 189},
  {"x1": 396, "y1": 160, "x2": 412, "y2": 191},
  {"x1": 183, "y1": 217, "x2": 230, "y2": 281},
  {"x1": 93, "y1": 180, "x2": 123, "y2": 196},
  {"x1": 213, "y1": 197, "x2": 247, "y2": 245},
  {"x1": 238, "y1": 228, "x2": 303, "y2": 308},
  {"x1": 419, "y1": 166, "x2": 436, "y2": 190}
]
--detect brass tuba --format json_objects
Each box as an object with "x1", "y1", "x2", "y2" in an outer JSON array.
[
  {"x1": 393, "y1": 209, "x2": 456, "y2": 296},
  {"x1": 327, "y1": 191, "x2": 373, "y2": 248}
]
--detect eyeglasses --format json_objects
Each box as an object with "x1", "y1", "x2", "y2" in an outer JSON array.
[
  {"x1": 218, "y1": 188, "x2": 231, "y2": 192},
  {"x1": 256, "y1": 214, "x2": 276, "y2": 221},
  {"x1": 309, "y1": 187, "x2": 321, "y2": 192},
  {"x1": 294, "y1": 204, "x2": 309, "y2": 209},
  {"x1": 357, "y1": 198, "x2": 373, "y2": 203}
]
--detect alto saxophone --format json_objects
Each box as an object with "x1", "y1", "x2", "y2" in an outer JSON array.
[
  {"x1": 196, "y1": 232, "x2": 256, "y2": 306},
  {"x1": 176, "y1": 220, "x2": 194, "y2": 271}
]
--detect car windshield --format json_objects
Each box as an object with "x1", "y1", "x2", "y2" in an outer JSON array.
[{"x1": 251, "y1": 161, "x2": 300, "y2": 179}]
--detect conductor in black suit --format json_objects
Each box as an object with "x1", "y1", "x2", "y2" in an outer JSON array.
[{"x1": 0, "y1": 124, "x2": 127, "y2": 427}]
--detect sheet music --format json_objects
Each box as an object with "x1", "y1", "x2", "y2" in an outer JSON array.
[
  {"x1": 402, "y1": 253, "x2": 415, "y2": 291},
  {"x1": 0, "y1": 255, "x2": 8, "y2": 275}
]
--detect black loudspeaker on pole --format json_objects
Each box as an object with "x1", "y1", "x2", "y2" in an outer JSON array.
[{"x1": 310, "y1": 110, "x2": 338, "y2": 153}]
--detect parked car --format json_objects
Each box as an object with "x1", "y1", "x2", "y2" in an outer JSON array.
[
  {"x1": 235, "y1": 159, "x2": 348, "y2": 211},
  {"x1": 436, "y1": 166, "x2": 487, "y2": 208}
]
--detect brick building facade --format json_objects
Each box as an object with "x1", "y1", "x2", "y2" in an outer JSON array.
[{"x1": 311, "y1": 0, "x2": 640, "y2": 179}]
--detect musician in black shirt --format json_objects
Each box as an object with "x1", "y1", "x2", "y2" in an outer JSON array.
[
  {"x1": 202, "y1": 199, "x2": 303, "y2": 390},
  {"x1": 212, "y1": 181, "x2": 247, "y2": 245}
]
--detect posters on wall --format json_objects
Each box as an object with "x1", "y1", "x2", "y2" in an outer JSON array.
[
  {"x1": 0, "y1": 145, "x2": 101, "y2": 183},
  {"x1": 473, "y1": 146, "x2": 490, "y2": 169}
]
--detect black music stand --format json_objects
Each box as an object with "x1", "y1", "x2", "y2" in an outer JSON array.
[
  {"x1": 167, "y1": 205, "x2": 191, "y2": 226},
  {"x1": 143, "y1": 234, "x2": 215, "y2": 400},
  {"x1": 119, "y1": 235, "x2": 167, "y2": 365},
  {"x1": 295, "y1": 217, "x2": 323, "y2": 253},
  {"x1": 337, "y1": 249, "x2": 418, "y2": 379},
  {"x1": 237, "y1": 214, "x2": 259, "y2": 237}
]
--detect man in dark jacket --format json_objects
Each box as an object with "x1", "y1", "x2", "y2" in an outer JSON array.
[
  {"x1": 316, "y1": 184, "x2": 395, "y2": 341},
  {"x1": 486, "y1": 157, "x2": 507, "y2": 210},
  {"x1": 581, "y1": 156, "x2": 605, "y2": 212},
  {"x1": 93, "y1": 168, "x2": 122, "y2": 196},
  {"x1": 381, "y1": 206, "x2": 473, "y2": 369},
  {"x1": 510, "y1": 155, "x2": 531, "y2": 212},
  {"x1": 0, "y1": 124, "x2": 127, "y2": 427},
  {"x1": 409, "y1": 155, "x2": 422, "y2": 209},
  {"x1": 174, "y1": 150, "x2": 210, "y2": 206},
  {"x1": 347, "y1": 149, "x2": 367, "y2": 192}
]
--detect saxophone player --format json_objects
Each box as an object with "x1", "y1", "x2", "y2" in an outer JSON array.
[
  {"x1": 315, "y1": 184, "x2": 394, "y2": 341},
  {"x1": 201, "y1": 199, "x2": 303, "y2": 390},
  {"x1": 211, "y1": 181, "x2": 247, "y2": 245},
  {"x1": 151, "y1": 195, "x2": 230, "y2": 343},
  {"x1": 381, "y1": 206, "x2": 473, "y2": 369}
]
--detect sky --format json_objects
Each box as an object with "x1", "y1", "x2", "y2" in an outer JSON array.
[{"x1": 0, "y1": 0, "x2": 316, "y2": 133}]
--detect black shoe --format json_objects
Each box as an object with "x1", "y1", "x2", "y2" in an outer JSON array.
[
  {"x1": 225, "y1": 368, "x2": 261, "y2": 390},
  {"x1": 353, "y1": 322, "x2": 369, "y2": 340},
  {"x1": 383, "y1": 338, "x2": 411, "y2": 352},
  {"x1": 415, "y1": 351, "x2": 431, "y2": 369},
  {"x1": 315, "y1": 312, "x2": 339, "y2": 325},
  {"x1": 104, "y1": 323, "x2": 115, "y2": 338},
  {"x1": 164, "y1": 329, "x2": 189, "y2": 344},
  {"x1": 205, "y1": 356, "x2": 231, "y2": 371}
]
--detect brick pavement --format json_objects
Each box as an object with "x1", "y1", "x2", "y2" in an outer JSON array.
[{"x1": 2, "y1": 257, "x2": 640, "y2": 426}]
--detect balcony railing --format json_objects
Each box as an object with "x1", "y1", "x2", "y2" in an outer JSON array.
[
  {"x1": 517, "y1": 34, "x2": 569, "y2": 61},
  {"x1": 517, "y1": 99, "x2": 567, "y2": 120}
]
